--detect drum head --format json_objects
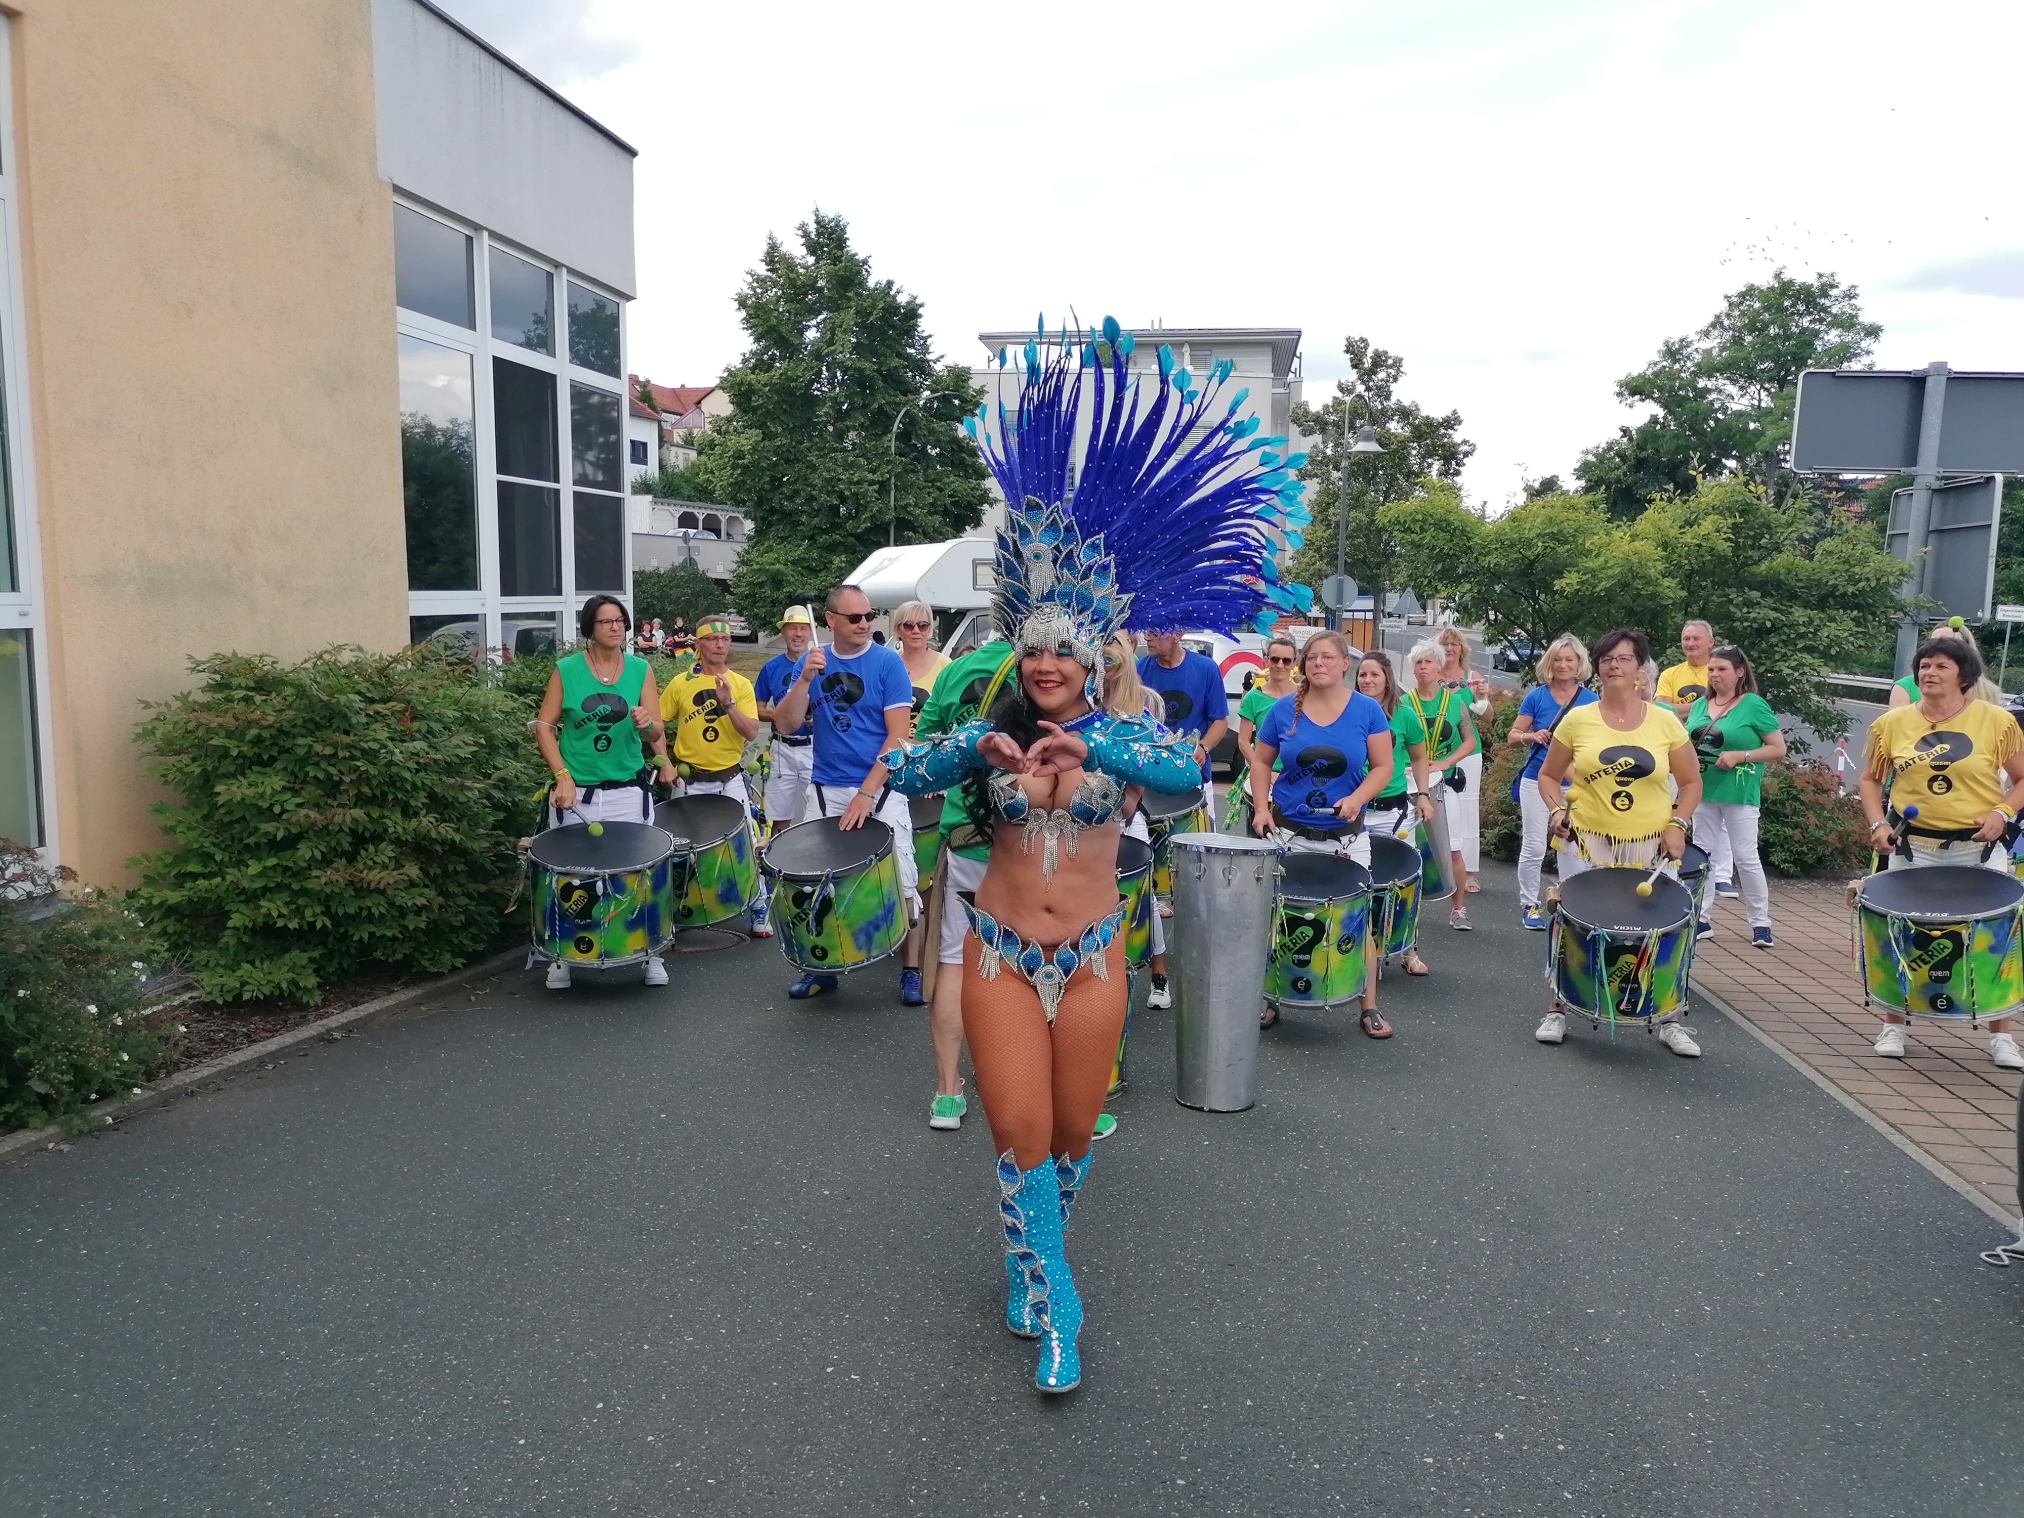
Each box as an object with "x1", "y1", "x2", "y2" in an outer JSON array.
[
  {"x1": 764, "y1": 816, "x2": 893, "y2": 878},
  {"x1": 1558, "y1": 868, "x2": 1693, "y2": 932},
  {"x1": 1115, "y1": 835, "x2": 1153, "y2": 875},
  {"x1": 1167, "y1": 833, "x2": 1278, "y2": 856},
  {"x1": 1281, "y1": 854, "x2": 1372, "y2": 903},
  {"x1": 1144, "y1": 787, "x2": 1205, "y2": 821},
  {"x1": 1859, "y1": 864, "x2": 2024, "y2": 921},
  {"x1": 908, "y1": 794, "x2": 945, "y2": 831},
  {"x1": 1678, "y1": 842, "x2": 1710, "y2": 881},
  {"x1": 1366, "y1": 833, "x2": 1421, "y2": 887},
  {"x1": 652, "y1": 795, "x2": 745, "y2": 851},
  {"x1": 528, "y1": 821, "x2": 674, "y2": 874}
]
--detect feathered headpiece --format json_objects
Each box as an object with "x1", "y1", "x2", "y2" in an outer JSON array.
[{"x1": 964, "y1": 317, "x2": 1315, "y2": 695}]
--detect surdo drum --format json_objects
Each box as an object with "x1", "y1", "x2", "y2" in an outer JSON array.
[
  {"x1": 1854, "y1": 865, "x2": 2024, "y2": 1022},
  {"x1": 1549, "y1": 868, "x2": 1695, "y2": 1027},
  {"x1": 529, "y1": 821, "x2": 677, "y2": 968},
  {"x1": 653, "y1": 795, "x2": 758, "y2": 928},
  {"x1": 760, "y1": 816, "x2": 907, "y2": 973},
  {"x1": 1266, "y1": 854, "x2": 1373, "y2": 1010}
]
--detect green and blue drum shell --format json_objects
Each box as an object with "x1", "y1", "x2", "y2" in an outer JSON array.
[
  {"x1": 1115, "y1": 835, "x2": 1155, "y2": 971},
  {"x1": 909, "y1": 794, "x2": 945, "y2": 891},
  {"x1": 654, "y1": 796, "x2": 758, "y2": 927},
  {"x1": 1367, "y1": 832, "x2": 1424, "y2": 961},
  {"x1": 529, "y1": 821, "x2": 677, "y2": 966},
  {"x1": 1854, "y1": 865, "x2": 2024, "y2": 1020},
  {"x1": 762, "y1": 816, "x2": 906, "y2": 973},
  {"x1": 1146, "y1": 787, "x2": 1210, "y2": 899},
  {"x1": 1551, "y1": 868, "x2": 1694, "y2": 1021},
  {"x1": 1266, "y1": 854, "x2": 1372, "y2": 1009}
]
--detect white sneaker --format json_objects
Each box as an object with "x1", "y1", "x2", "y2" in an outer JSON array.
[
  {"x1": 1658, "y1": 1022, "x2": 1701, "y2": 1058},
  {"x1": 1535, "y1": 1012, "x2": 1566, "y2": 1044},
  {"x1": 1448, "y1": 906, "x2": 1471, "y2": 931},
  {"x1": 1146, "y1": 976, "x2": 1173, "y2": 1010},
  {"x1": 1990, "y1": 1031, "x2": 2024, "y2": 1070},
  {"x1": 545, "y1": 961, "x2": 572, "y2": 990},
  {"x1": 643, "y1": 956, "x2": 669, "y2": 988},
  {"x1": 1873, "y1": 1023, "x2": 1906, "y2": 1058}
]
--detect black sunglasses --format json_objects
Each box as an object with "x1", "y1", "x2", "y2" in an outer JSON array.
[
  {"x1": 832, "y1": 610, "x2": 875, "y2": 624},
  {"x1": 897, "y1": 620, "x2": 931, "y2": 631}
]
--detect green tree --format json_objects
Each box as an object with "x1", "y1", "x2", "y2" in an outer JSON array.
[
  {"x1": 633, "y1": 562, "x2": 731, "y2": 628},
  {"x1": 1575, "y1": 270, "x2": 1882, "y2": 517},
  {"x1": 1287, "y1": 336, "x2": 1473, "y2": 617},
  {"x1": 699, "y1": 211, "x2": 989, "y2": 624},
  {"x1": 631, "y1": 461, "x2": 717, "y2": 501}
]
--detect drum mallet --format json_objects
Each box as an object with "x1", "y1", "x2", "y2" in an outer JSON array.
[
  {"x1": 1634, "y1": 859, "x2": 1668, "y2": 898},
  {"x1": 1886, "y1": 803, "x2": 1919, "y2": 860}
]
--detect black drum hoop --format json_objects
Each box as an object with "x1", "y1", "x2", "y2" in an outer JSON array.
[
  {"x1": 527, "y1": 822, "x2": 676, "y2": 877},
  {"x1": 651, "y1": 796, "x2": 747, "y2": 854},
  {"x1": 761, "y1": 816, "x2": 896, "y2": 881}
]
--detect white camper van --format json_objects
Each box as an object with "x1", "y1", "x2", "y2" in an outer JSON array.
[{"x1": 845, "y1": 538, "x2": 1002, "y2": 654}]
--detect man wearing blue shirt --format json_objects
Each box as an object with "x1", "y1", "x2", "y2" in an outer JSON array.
[
  {"x1": 754, "y1": 605, "x2": 818, "y2": 842},
  {"x1": 1137, "y1": 630, "x2": 1230, "y2": 809},
  {"x1": 769, "y1": 584, "x2": 922, "y2": 1003}
]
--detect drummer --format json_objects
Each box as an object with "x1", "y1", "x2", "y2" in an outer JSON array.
[
  {"x1": 1535, "y1": 626, "x2": 1703, "y2": 1056},
  {"x1": 531, "y1": 594, "x2": 671, "y2": 991},
  {"x1": 1355, "y1": 651, "x2": 1436, "y2": 980},
  {"x1": 1858, "y1": 634, "x2": 2024, "y2": 1069},
  {"x1": 754, "y1": 605, "x2": 819, "y2": 844},
  {"x1": 1247, "y1": 630, "x2": 1396, "y2": 1038},
  {"x1": 656, "y1": 615, "x2": 760, "y2": 802}
]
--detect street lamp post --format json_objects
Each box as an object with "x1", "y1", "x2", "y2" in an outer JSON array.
[
  {"x1": 889, "y1": 391, "x2": 963, "y2": 546},
  {"x1": 1336, "y1": 418, "x2": 1385, "y2": 638}
]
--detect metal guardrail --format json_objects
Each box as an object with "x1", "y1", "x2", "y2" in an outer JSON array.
[{"x1": 1818, "y1": 672, "x2": 1896, "y2": 696}]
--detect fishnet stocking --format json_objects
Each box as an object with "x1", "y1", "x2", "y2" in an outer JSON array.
[{"x1": 961, "y1": 936, "x2": 1128, "y2": 1170}]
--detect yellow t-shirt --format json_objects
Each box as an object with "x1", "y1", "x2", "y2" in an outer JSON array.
[
  {"x1": 906, "y1": 650, "x2": 951, "y2": 717},
  {"x1": 659, "y1": 666, "x2": 757, "y2": 770},
  {"x1": 1655, "y1": 660, "x2": 1711, "y2": 710},
  {"x1": 1556, "y1": 702, "x2": 1691, "y2": 839},
  {"x1": 1862, "y1": 699, "x2": 2022, "y2": 832}
]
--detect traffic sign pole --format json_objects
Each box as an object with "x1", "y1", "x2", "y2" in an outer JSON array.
[
  {"x1": 1999, "y1": 604, "x2": 2024, "y2": 690},
  {"x1": 1893, "y1": 363, "x2": 1951, "y2": 679}
]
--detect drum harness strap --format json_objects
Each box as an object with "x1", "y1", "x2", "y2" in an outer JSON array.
[{"x1": 1880, "y1": 808, "x2": 2014, "y2": 866}]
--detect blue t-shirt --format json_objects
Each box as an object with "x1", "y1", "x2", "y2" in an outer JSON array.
[
  {"x1": 1517, "y1": 682, "x2": 1598, "y2": 781},
  {"x1": 788, "y1": 642, "x2": 914, "y2": 786},
  {"x1": 1257, "y1": 690, "x2": 1393, "y2": 829},
  {"x1": 1137, "y1": 651, "x2": 1230, "y2": 781},
  {"x1": 755, "y1": 653, "x2": 815, "y2": 739}
]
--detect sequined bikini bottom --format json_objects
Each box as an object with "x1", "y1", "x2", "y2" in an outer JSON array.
[{"x1": 962, "y1": 899, "x2": 1127, "y2": 1022}]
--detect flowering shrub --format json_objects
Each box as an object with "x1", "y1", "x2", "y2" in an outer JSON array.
[
  {"x1": 1, "y1": 843, "x2": 173, "y2": 1132},
  {"x1": 1758, "y1": 762, "x2": 1870, "y2": 877}
]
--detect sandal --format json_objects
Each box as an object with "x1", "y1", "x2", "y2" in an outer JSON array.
[
  {"x1": 1259, "y1": 1001, "x2": 1280, "y2": 1029},
  {"x1": 1360, "y1": 1009, "x2": 1394, "y2": 1039},
  {"x1": 1404, "y1": 954, "x2": 1430, "y2": 976}
]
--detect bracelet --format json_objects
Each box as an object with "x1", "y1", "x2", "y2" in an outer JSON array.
[
  {"x1": 1667, "y1": 817, "x2": 1688, "y2": 831},
  {"x1": 1999, "y1": 804, "x2": 2018, "y2": 822},
  {"x1": 1868, "y1": 818, "x2": 1890, "y2": 832}
]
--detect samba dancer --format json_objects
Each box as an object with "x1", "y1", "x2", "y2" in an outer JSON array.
[
  {"x1": 1859, "y1": 635, "x2": 2024, "y2": 1069},
  {"x1": 1248, "y1": 631, "x2": 1396, "y2": 1037},
  {"x1": 884, "y1": 318, "x2": 1313, "y2": 1394},
  {"x1": 531, "y1": 595, "x2": 671, "y2": 991},
  {"x1": 1535, "y1": 627, "x2": 1702, "y2": 1055}
]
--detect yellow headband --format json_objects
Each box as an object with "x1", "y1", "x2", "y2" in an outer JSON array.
[{"x1": 696, "y1": 618, "x2": 732, "y2": 637}]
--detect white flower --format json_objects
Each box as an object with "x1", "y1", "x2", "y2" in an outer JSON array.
[
  {"x1": 102, "y1": 1115, "x2": 112, "y2": 1124},
  {"x1": 175, "y1": 1023, "x2": 187, "y2": 1033},
  {"x1": 131, "y1": 961, "x2": 145, "y2": 970},
  {"x1": 110, "y1": 1015, "x2": 122, "y2": 1026},
  {"x1": 131, "y1": 1087, "x2": 142, "y2": 1096},
  {"x1": 85, "y1": 1004, "x2": 97, "y2": 1015},
  {"x1": 118, "y1": 1052, "x2": 129, "y2": 1062},
  {"x1": 14, "y1": 989, "x2": 24, "y2": 998}
]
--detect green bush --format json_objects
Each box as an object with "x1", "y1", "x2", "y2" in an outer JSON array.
[
  {"x1": 1, "y1": 843, "x2": 173, "y2": 1131},
  {"x1": 1476, "y1": 692, "x2": 1524, "y2": 862},
  {"x1": 129, "y1": 645, "x2": 544, "y2": 1004},
  {"x1": 1758, "y1": 762, "x2": 1870, "y2": 878}
]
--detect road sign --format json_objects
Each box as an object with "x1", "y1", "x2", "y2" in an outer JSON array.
[
  {"x1": 1886, "y1": 474, "x2": 2001, "y2": 624},
  {"x1": 1793, "y1": 367, "x2": 2024, "y2": 474},
  {"x1": 1999, "y1": 605, "x2": 2024, "y2": 623},
  {"x1": 1320, "y1": 574, "x2": 1358, "y2": 612}
]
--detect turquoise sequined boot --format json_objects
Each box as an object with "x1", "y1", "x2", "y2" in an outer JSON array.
[
  {"x1": 995, "y1": 1150, "x2": 1083, "y2": 1394},
  {"x1": 1001, "y1": 1148, "x2": 1093, "y2": 1337}
]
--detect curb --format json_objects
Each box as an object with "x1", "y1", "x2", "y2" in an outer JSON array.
[
  {"x1": 0, "y1": 946, "x2": 526, "y2": 1167},
  {"x1": 1692, "y1": 980, "x2": 2020, "y2": 1229}
]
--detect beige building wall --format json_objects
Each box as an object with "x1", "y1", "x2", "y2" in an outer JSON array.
[{"x1": 11, "y1": 1, "x2": 407, "y2": 885}]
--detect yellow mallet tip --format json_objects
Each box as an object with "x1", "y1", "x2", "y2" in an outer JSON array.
[
  {"x1": 1635, "y1": 880, "x2": 1652, "y2": 897},
  {"x1": 587, "y1": 821, "x2": 604, "y2": 837}
]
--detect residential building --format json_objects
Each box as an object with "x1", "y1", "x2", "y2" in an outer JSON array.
[{"x1": 1, "y1": 0, "x2": 634, "y2": 884}]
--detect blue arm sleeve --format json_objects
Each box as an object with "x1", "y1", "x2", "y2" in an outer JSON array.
[
  {"x1": 881, "y1": 718, "x2": 990, "y2": 795},
  {"x1": 1083, "y1": 715, "x2": 1204, "y2": 793}
]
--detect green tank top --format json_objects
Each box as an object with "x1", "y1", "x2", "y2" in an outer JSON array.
[{"x1": 556, "y1": 650, "x2": 649, "y2": 785}]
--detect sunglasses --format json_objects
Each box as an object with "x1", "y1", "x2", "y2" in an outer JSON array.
[
  {"x1": 897, "y1": 621, "x2": 931, "y2": 631},
  {"x1": 1268, "y1": 655, "x2": 1295, "y2": 665},
  {"x1": 831, "y1": 611, "x2": 875, "y2": 624}
]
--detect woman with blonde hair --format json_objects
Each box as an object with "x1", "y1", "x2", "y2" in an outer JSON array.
[
  {"x1": 1405, "y1": 638, "x2": 1479, "y2": 930},
  {"x1": 1507, "y1": 633, "x2": 1596, "y2": 928},
  {"x1": 894, "y1": 599, "x2": 950, "y2": 727},
  {"x1": 1434, "y1": 627, "x2": 1489, "y2": 899}
]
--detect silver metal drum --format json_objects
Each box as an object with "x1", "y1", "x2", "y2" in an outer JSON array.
[{"x1": 1169, "y1": 832, "x2": 1282, "y2": 1112}]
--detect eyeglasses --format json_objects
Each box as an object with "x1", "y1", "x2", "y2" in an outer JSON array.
[
  {"x1": 1268, "y1": 656, "x2": 1295, "y2": 665},
  {"x1": 592, "y1": 617, "x2": 627, "y2": 627},
  {"x1": 832, "y1": 611, "x2": 875, "y2": 624},
  {"x1": 1597, "y1": 653, "x2": 1638, "y2": 668},
  {"x1": 898, "y1": 621, "x2": 931, "y2": 632}
]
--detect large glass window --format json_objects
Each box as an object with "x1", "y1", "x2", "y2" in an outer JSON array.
[
  {"x1": 394, "y1": 207, "x2": 473, "y2": 329},
  {"x1": 489, "y1": 246, "x2": 552, "y2": 355},
  {"x1": 573, "y1": 494, "x2": 625, "y2": 591},
  {"x1": 570, "y1": 383, "x2": 622, "y2": 491},
  {"x1": 497, "y1": 482, "x2": 561, "y2": 597},
  {"x1": 0, "y1": 361, "x2": 13, "y2": 594},
  {"x1": 398, "y1": 336, "x2": 478, "y2": 591},
  {"x1": 0, "y1": 630, "x2": 40, "y2": 845},
  {"x1": 567, "y1": 280, "x2": 621, "y2": 376},
  {"x1": 493, "y1": 359, "x2": 558, "y2": 483}
]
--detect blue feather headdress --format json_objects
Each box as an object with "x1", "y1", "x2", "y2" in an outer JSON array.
[{"x1": 963, "y1": 317, "x2": 1315, "y2": 693}]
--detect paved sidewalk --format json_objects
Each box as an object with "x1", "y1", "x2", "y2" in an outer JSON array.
[{"x1": 1690, "y1": 877, "x2": 2022, "y2": 1215}]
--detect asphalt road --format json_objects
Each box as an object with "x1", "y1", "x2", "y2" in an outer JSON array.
[{"x1": 4, "y1": 867, "x2": 2021, "y2": 1517}]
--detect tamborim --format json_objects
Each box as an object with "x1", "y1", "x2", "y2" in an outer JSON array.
[
  {"x1": 653, "y1": 795, "x2": 757, "y2": 928},
  {"x1": 1366, "y1": 832, "x2": 1424, "y2": 962},
  {"x1": 529, "y1": 822, "x2": 677, "y2": 968},
  {"x1": 1854, "y1": 865, "x2": 2024, "y2": 1021},
  {"x1": 1550, "y1": 868, "x2": 1694, "y2": 1023},
  {"x1": 761, "y1": 816, "x2": 906, "y2": 972},
  {"x1": 1267, "y1": 854, "x2": 1372, "y2": 1010}
]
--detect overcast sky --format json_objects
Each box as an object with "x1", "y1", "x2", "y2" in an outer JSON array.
[{"x1": 440, "y1": 0, "x2": 2024, "y2": 507}]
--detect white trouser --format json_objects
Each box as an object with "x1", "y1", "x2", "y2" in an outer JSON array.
[
  {"x1": 1124, "y1": 811, "x2": 1167, "y2": 957},
  {"x1": 1518, "y1": 783, "x2": 1552, "y2": 908},
  {"x1": 1270, "y1": 827, "x2": 1372, "y2": 868},
  {"x1": 1363, "y1": 796, "x2": 1421, "y2": 845},
  {"x1": 764, "y1": 740, "x2": 813, "y2": 834},
  {"x1": 682, "y1": 772, "x2": 750, "y2": 808},
  {"x1": 800, "y1": 782, "x2": 920, "y2": 911},
  {"x1": 1695, "y1": 801, "x2": 1769, "y2": 928},
  {"x1": 547, "y1": 782, "x2": 652, "y2": 830},
  {"x1": 1440, "y1": 753, "x2": 1481, "y2": 872},
  {"x1": 938, "y1": 851, "x2": 988, "y2": 965},
  {"x1": 1888, "y1": 838, "x2": 2011, "y2": 872}
]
